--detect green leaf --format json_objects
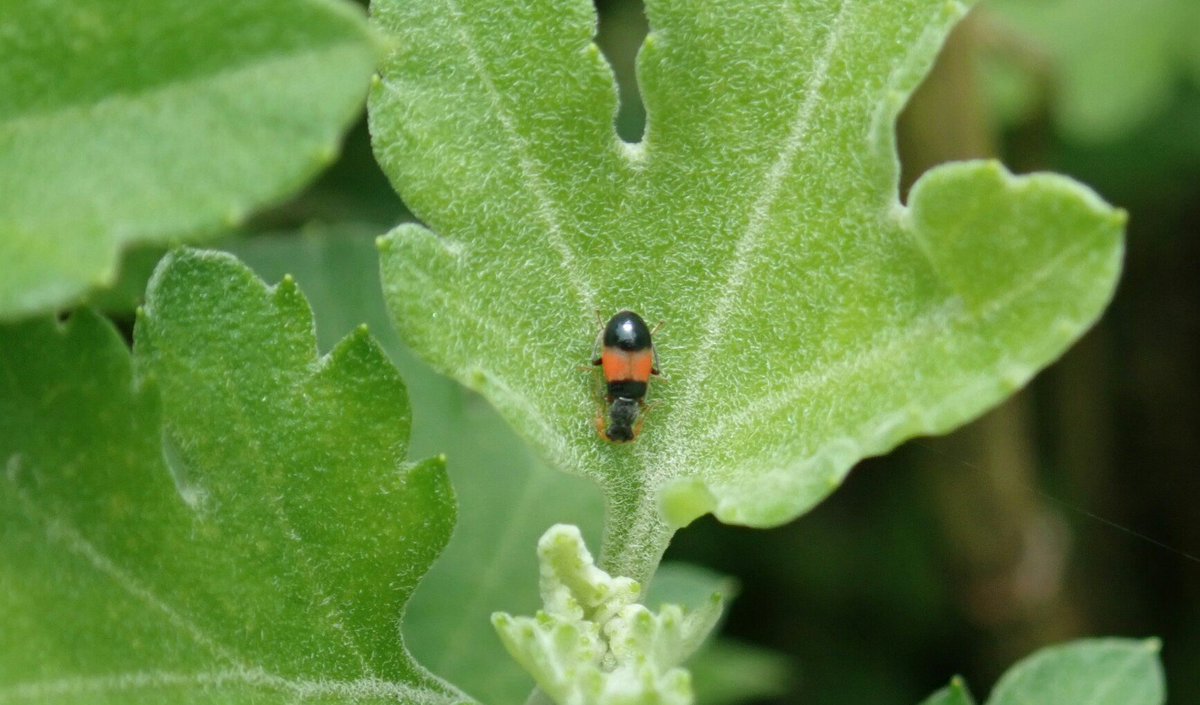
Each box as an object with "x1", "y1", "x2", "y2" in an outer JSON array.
[
  {"x1": 983, "y1": 0, "x2": 1200, "y2": 142},
  {"x1": 638, "y1": 562, "x2": 733, "y2": 676},
  {"x1": 688, "y1": 641, "x2": 792, "y2": 705},
  {"x1": 0, "y1": 0, "x2": 379, "y2": 319},
  {"x1": 0, "y1": 250, "x2": 468, "y2": 704},
  {"x1": 402, "y1": 402, "x2": 608, "y2": 705},
  {"x1": 920, "y1": 639, "x2": 1166, "y2": 705},
  {"x1": 228, "y1": 225, "x2": 612, "y2": 705},
  {"x1": 233, "y1": 227, "x2": 786, "y2": 705},
  {"x1": 370, "y1": 0, "x2": 1124, "y2": 581},
  {"x1": 645, "y1": 563, "x2": 736, "y2": 615},
  {"x1": 256, "y1": 224, "x2": 788, "y2": 705},
  {"x1": 224, "y1": 226, "x2": 463, "y2": 458},
  {"x1": 987, "y1": 638, "x2": 1164, "y2": 705},
  {"x1": 919, "y1": 677, "x2": 976, "y2": 705}
]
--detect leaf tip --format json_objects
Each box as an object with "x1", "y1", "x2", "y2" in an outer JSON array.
[
  {"x1": 88, "y1": 261, "x2": 121, "y2": 290},
  {"x1": 277, "y1": 274, "x2": 300, "y2": 299},
  {"x1": 270, "y1": 272, "x2": 314, "y2": 322},
  {"x1": 1143, "y1": 637, "x2": 1163, "y2": 654},
  {"x1": 978, "y1": 158, "x2": 1005, "y2": 178},
  {"x1": 403, "y1": 456, "x2": 455, "y2": 514},
  {"x1": 332, "y1": 323, "x2": 380, "y2": 356},
  {"x1": 538, "y1": 522, "x2": 585, "y2": 553}
]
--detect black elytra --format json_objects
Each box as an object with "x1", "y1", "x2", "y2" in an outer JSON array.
[
  {"x1": 591, "y1": 309, "x2": 660, "y2": 443},
  {"x1": 606, "y1": 379, "x2": 648, "y2": 400},
  {"x1": 602, "y1": 310, "x2": 653, "y2": 351}
]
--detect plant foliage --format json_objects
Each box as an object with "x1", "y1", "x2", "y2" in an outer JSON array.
[
  {"x1": 0, "y1": 250, "x2": 467, "y2": 704},
  {"x1": 920, "y1": 639, "x2": 1165, "y2": 705},
  {"x1": 0, "y1": 0, "x2": 377, "y2": 319},
  {"x1": 368, "y1": 0, "x2": 1125, "y2": 583}
]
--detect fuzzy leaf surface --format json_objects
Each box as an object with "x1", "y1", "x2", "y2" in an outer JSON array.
[
  {"x1": 230, "y1": 227, "x2": 608, "y2": 705},
  {"x1": 369, "y1": 0, "x2": 1125, "y2": 579},
  {"x1": 0, "y1": 0, "x2": 377, "y2": 319},
  {"x1": 0, "y1": 250, "x2": 467, "y2": 704},
  {"x1": 233, "y1": 228, "x2": 782, "y2": 705},
  {"x1": 916, "y1": 639, "x2": 1165, "y2": 705},
  {"x1": 986, "y1": 638, "x2": 1164, "y2": 705}
]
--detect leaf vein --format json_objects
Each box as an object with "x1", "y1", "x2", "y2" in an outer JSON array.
[
  {"x1": 680, "y1": 234, "x2": 1095, "y2": 462},
  {"x1": 394, "y1": 260, "x2": 582, "y2": 472},
  {"x1": 270, "y1": 499, "x2": 378, "y2": 679},
  {"x1": 4, "y1": 457, "x2": 245, "y2": 669},
  {"x1": 658, "y1": 0, "x2": 855, "y2": 455},
  {"x1": 0, "y1": 41, "x2": 365, "y2": 139},
  {"x1": 216, "y1": 377, "x2": 377, "y2": 678},
  {"x1": 436, "y1": 0, "x2": 597, "y2": 311}
]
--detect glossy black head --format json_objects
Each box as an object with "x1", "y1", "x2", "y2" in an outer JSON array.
[
  {"x1": 605, "y1": 397, "x2": 641, "y2": 443},
  {"x1": 602, "y1": 310, "x2": 652, "y2": 352}
]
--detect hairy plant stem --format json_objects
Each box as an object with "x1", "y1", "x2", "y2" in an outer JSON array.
[{"x1": 596, "y1": 477, "x2": 676, "y2": 588}]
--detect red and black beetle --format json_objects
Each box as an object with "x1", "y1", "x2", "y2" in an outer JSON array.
[{"x1": 590, "y1": 310, "x2": 660, "y2": 443}]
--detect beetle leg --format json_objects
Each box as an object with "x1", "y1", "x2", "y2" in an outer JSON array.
[
  {"x1": 590, "y1": 331, "x2": 604, "y2": 366},
  {"x1": 594, "y1": 404, "x2": 608, "y2": 440},
  {"x1": 632, "y1": 406, "x2": 650, "y2": 440}
]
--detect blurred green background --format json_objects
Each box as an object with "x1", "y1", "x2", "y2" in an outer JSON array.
[{"x1": 96, "y1": 0, "x2": 1200, "y2": 702}]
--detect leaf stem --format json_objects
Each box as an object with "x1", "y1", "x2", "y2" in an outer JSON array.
[{"x1": 596, "y1": 481, "x2": 676, "y2": 589}]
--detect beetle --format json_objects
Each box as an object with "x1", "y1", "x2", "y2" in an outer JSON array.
[{"x1": 590, "y1": 310, "x2": 661, "y2": 443}]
